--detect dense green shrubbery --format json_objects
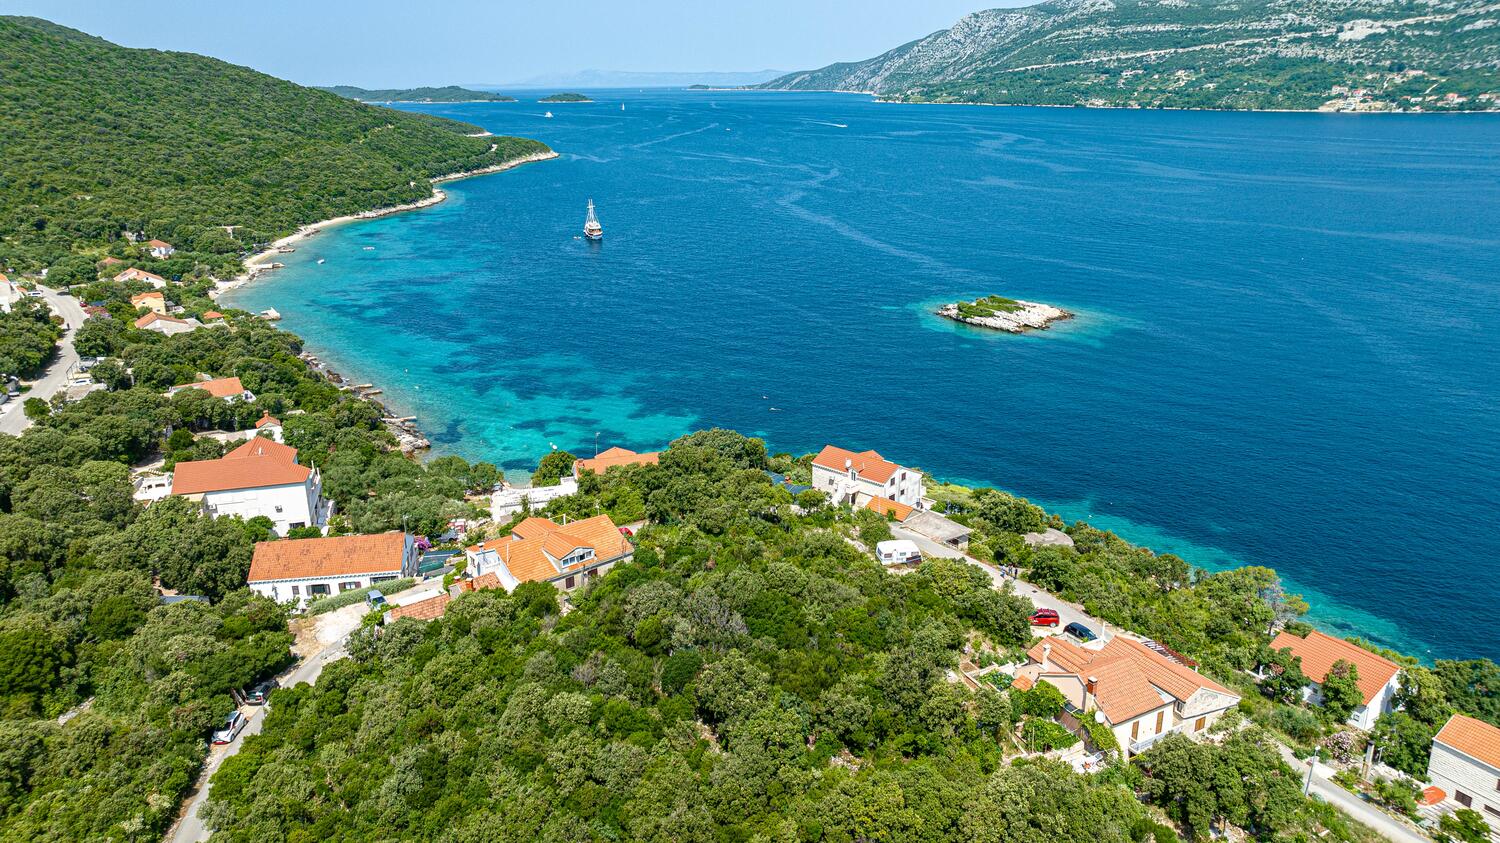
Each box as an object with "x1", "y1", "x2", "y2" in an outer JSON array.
[
  {"x1": 307, "y1": 578, "x2": 416, "y2": 615},
  {"x1": 0, "y1": 16, "x2": 548, "y2": 274},
  {"x1": 0, "y1": 297, "x2": 62, "y2": 378}
]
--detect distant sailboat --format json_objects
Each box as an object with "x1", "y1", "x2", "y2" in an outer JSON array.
[
  {"x1": 584, "y1": 199, "x2": 603, "y2": 241},
  {"x1": 621, "y1": 103, "x2": 626, "y2": 111},
  {"x1": 544, "y1": 111, "x2": 554, "y2": 118}
]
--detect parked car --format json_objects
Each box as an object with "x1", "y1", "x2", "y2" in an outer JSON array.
[
  {"x1": 244, "y1": 679, "x2": 278, "y2": 705},
  {"x1": 212, "y1": 710, "x2": 248, "y2": 745},
  {"x1": 619, "y1": 526, "x2": 635, "y2": 537},
  {"x1": 1063, "y1": 621, "x2": 1097, "y2": 642},
  {"x1": 1028, "y1": 608, "x2": 1060, "y2": 627},
  {"x1": 365, "y1": 589, "x2": 388, "y2": 609},
  {"x1": 875, "y1": 539, "x2": 922, "y2": 566}
]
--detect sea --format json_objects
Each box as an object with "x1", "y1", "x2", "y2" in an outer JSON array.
[{"x1": 224, "y1": 90, "x2": 1500, "y2": 663}]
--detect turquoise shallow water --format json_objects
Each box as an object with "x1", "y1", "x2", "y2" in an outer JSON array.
[{"x1": 227, "y1": 91, "x2": 1500, "y2": 662}]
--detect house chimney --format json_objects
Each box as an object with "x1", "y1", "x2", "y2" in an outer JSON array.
[
  {"x1": 1085, "y1": 676, "x2": 1098, "y2": 711},
  {"x1": 845, "y1": 458, "x2": 853, "y2": 470},
  {"x1": 1041, "y1": 642, "x2": 1052, "y2": 671}
]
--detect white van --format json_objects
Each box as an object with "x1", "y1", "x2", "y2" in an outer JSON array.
[{"x1": 876, "y1": 540, "x2": 922, "y2": 566}]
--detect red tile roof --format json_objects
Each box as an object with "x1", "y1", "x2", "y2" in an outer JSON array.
[
  {"x1": 254, "y1": 413, "x2": 281, "y2": 428},
  {"x1": 1027, "y1": 635, "x2": 1238, "y2": 725},
  {"x1": 226, "y1": 436, "x2": 296, "y2": 462},
  {"x1": 203, "y1": 310, "x2": 224, "y2": 320},
  {"x1": 146, "y1": 239, "x2": 173, "y2": 249},
  {"x1": 130, "y1": 291, "x2": 164, "y2": 305},
  {"x1": 249, "y1": 532, "x2": 407, "y2": 583},
  {"x1": 101, "y1": 257, "x2": 124, "y2": 266},
  {"x1": 1434, "y1": 713, "x2": 1500, "y2": 771},
  {"x1": 1269, "y1": 629, "x2": 1401, "y2": 706},
  {"x1": 865, "y1": 496, "x2": 914, "y2": 521},
  {"x1": 388, "y1": 592, "x2": 450, "y2": 621},
  {"x1": 172, "y1": 376, "x2": 248, "y2": 399},
  {"x1": 813, "y1": 445, "x2": 901, "y2": 483},
  {"x1": 573, "y1": 446, "x2": 660, "y2": 476},
  {"x1": 134, "y1": 312, "x2": 189, "y2": 329},
  {"x1": 115, "y1": 268, "x2": 167, "y2": 284},
  {"x1": 171, "y1": 439, "x2": 309, "y2": 495},
  {"x1": 466, "y1": 514, "x2": 632, "y2": 585}
]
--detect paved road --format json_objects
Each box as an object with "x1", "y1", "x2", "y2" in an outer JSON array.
[
  {"x1": 891, "y1": 524, "x2": 1114, "y2": 643},
  {"x1": 1277, "y1": 745, "x2": 1426, "y2": 843},
  {"x1": 0, "y1": 285, "x2": 86, "y2": 437},
  {"x1": 167, "y1": 635, "x2": 351, "y2": 843}
]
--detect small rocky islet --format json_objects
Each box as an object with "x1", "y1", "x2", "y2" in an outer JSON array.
[{"x1": 937, "y1": 295, "x2": 1073, "y2": 333}]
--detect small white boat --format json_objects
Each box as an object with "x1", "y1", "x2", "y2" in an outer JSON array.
[
  {"x1": 584, "y1": 199, "x2": 603, "y2": 240},
  {"x1": 621, "y1": 103, "x2": 626, "y2": 111},
  {"x1": 545, "y1": 111, "x2": 553, "y2": 118},
  {"x1": 316, "y1": 258, "x2": 325, "y2": 264}
]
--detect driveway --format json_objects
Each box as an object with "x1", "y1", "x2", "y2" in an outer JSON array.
[
  {"x1": 166, "y1": 631, "x2": 352, "y2": 843},
  {"x1": 1276, "y1": 745, "x2": 1428, "y2": 843},
  {"x1": 0, "y1": 285, "x2": 86, "y2": 437},
  {"x1": 891, "y1": 524, "x2": 1113, "y2": 643}
]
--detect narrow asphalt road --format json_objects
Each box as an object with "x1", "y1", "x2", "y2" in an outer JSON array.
[
  {"x1": 167, "y1": 635, "x2": 351, "y2": 843},
  {"x1": 1277, "y1": 745, "x2": 1427, "y2": 843},
  {"x1": 891, "y1": 524, "x2": 1113, "y2": 643},
  {"x1": 0, "y1": 285, "x2": 86, "y2": 437}
]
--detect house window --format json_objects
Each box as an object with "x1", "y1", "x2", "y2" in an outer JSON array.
[
  {"x1": 339, "y1": 581, "x2": 361, "y2": 592},
  {"x1": 291, "y1": 585, "x2": 300, "y2": 596},
  {"x1": 1131, "y1": 721, "x2": 1139, "y2": 741},
  {"x1": 275, "y1": 505, "x2": 284, "y2": 513},
  {"x1": 1155, "y1": 711, "x2": 1165, "y2": 734},
  {"x1": 1194, "y1": 717, "x2": 1206, "y2": 732},
  {"x1": 565, "y1": 576, "x2": 576, "y2": 589},
  {"x1": 1457, "y1": 791, "x2": 1472, "y2": 808},
  {"x1": 308, "y1": 583, "x2": 330, "y2": 596},
  {"x1": 1485, "y1": 805, "x2": 1500, "y2": 819},
  {"x1": 290, "y1": 522, "x2": 305, "y2": 530}
]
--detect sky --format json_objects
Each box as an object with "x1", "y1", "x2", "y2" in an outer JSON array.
[{"x1": 4, "y1": 0, "x2": 1022, "y2": 87}]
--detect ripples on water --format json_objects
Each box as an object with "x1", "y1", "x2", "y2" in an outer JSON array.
[{"x1": 227, "y1": 91, "x2": 1500, "y2": 661}]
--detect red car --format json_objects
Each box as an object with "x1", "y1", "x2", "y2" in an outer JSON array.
[{"x1": 1029, "y1": 608, "x2": 1060, "y2": 627}]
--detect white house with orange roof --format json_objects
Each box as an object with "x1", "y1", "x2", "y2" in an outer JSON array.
[
  {"x1": 573, "y1": 446, "x2": 660, "y2": 479},
  {"x1": 1268, "y1": 629, "x2": 1403, "y2": 730},
  {"x1": 146, "y1": 239, "x2": 176, "y2": 259},
  {"x1": 253, "y1": 412, "x2": 284, "y2": 443},
  {"x1": 1016, "y1": 635, "x2": 1241, "y2": 758},
  {"x1": 248, "y1": 532, "x2": 416, "y2": 606},
  {"x1": 115, "y1": 267, "x2": 167, "y2": 288},
  {"x1": 135, "y1": 312, "x2": 202, "y2": 335},
  {"x1": 167, "y1": 375, "x2": 255, "y2": 403},
  {"x1": 1427, "y1": 713, "x2": 1500, "y2": 831},
  {"x1": 811, "y1": 444, "x2": 926, "y2": 509},
  {"x1": 131, "y1": 290, "x2": 167, "y2": 314},
  {"x1": 171, "y1": 437, "x2": 330, "y2": 535},
  {"x1": 465, "y1": 514, "x2": 633, "y2": 593}
]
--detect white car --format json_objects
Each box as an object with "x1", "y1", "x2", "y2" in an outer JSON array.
[
  {"x1": 212, "y1": 710, "x2": 248, "y2": 745},
  {"x1": 875, "y1": 539, "x2": 923, "y2": 566}
]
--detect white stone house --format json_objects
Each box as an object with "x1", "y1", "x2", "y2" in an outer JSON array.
[
  {"x1": 1428, "y1": 713, "x2": 1500, "y2": 833},
  {"x1": 252, "y1": 412, "x2": 284, "y2": 443},
  {"x1": 811, "y1": 445, "x2": 926, "y2": 510},
  {"x1": 491, "y1": 477, "x2": 578, "y2": 518},
  {"x1": 170, "y1": 438, "x2": 331, "y2": 535},
  {"x1": 135, "y1": 312, "x2": 202, "y2": 335},
  {"x1": 248, "y1": 532, "x2": 417, "y2": 606},
  {"x1": 146, "y1": 239, "x2": 176, "y2": 259},
  {"x1": 1268, "y1": 629, "x2": 1402, "y2": 730},
  {"x1": 464, "y1": 514, "x2": 632, "y2": 594},
  {"x1": 114, "y1": 267, "x2": 168, "y2": 288},
  {"x1": 1016, "y1": 636, "x2": 1241, "y2": 759}
]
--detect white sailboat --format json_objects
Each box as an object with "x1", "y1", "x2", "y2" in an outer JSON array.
[
  {"x1": 544, "y1": 111, "x2": 554, "y2": 118},
  {"x1": 583, "y1": 200, "x2": 603, "y2": 240}
]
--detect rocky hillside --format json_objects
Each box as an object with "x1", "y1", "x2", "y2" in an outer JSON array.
[{"x1": 761, "y1": 0, "x2": 1500, "y2": 111}]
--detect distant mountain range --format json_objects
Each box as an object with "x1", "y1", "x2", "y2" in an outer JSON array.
[
  {"x1": 495, "y1": 68, "x2": 787, "y2": 89},
  {"x1": 760, "y1": 0, "x2": 1500, "y2": 111},
  {"x1": 320, "y1": 85, "x2": 516, "y2": 103}
]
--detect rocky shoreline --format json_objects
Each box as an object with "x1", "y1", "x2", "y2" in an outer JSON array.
[
  {"x1": 298, "y1": 352, "x2": 432, "y2": 455},
  {"x1": 937, "y1": 296, "x2": 1073, "y2": 333}
]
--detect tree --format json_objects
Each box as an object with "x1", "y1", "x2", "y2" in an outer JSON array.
[
  {"x1": 1395, "y1": 665, "x2": 1452, "y2": 726},
  {"x1": 1370, "y1": 712, "x2": 1436, "y2": 778},
  {"x1": 532, "y1": 450, "x2": 577, "y2": 486},
  {"x1": 1321, "y1": 659, "x2": 1362, "y2": 723},
  {"x1": 21, "y1": 398, "x2": 48, "y2": 421},
  {"x1": 1439, "y1": 809, "x2": 1492, "y2": 843},
  {"x1": 1015, "y1": 681, "x2": 1066, "y2": 719},
  {"x1": 1259, "y1": 645, "x2": 1310, "y2": 705}
]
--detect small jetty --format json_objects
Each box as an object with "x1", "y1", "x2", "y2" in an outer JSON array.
[
  {"x1": 936, "y1": 295, "x2": 1072, "y2": 334},
  {"x1": 298, "y1": 353, "x2": 431, "y2": 454},
  {"x1": 258, "y1": 308, "x2": 281, "y2": 321}
]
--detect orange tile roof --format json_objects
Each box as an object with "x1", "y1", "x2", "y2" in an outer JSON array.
[
  {"x1": 389, "y1": 593, "x2": 450, "y2": 621},
  {"x1": 134, "y1": 312, "x2": 188, "y2": 328},
  {"x1": 248, "y1": 532, "x2": 407, "y2": 582},
  {"x1": 1011, "y1": 674, "x2": 1035, "y2": 691},
  {"x1": 1270, "y1": 629, "x2": 1401, "y2": 706},
  {"x1": 130, "y1": 291, "x2": 164, "y2": 305},
  {"x1": 254, "y1": 413, "x2": 280, "y2": 428},
  {"x1": 116, "y1": 268, "x2": 167, "y2": 284},
  {"x1": 865, "y1": 496, "x2": 914, "y2": 521},
  {"x1": 467, "y1": 514, "x2": 631, "y2": 586},
  {"x1": 1028, "y1": 635, "x2": 1237, "y2": 725},
  {"x1": 226, "y1": 436, "x2": 296, "y2": 462},
  {"x1": 172, "y1": 376, "x2": 248, "y2": 399},
  {"x1": 1434, "y1": 713, "x2": 1500, "y2": 771},
  {"x1": 812, "y1": 445, "x2": 900, "y2": 483},
  {"x1": 203, "y1": 310, "x2": 224, "y2": 320},
  {"x1": 172, "y1": 439, "x2": 308, "y2": 495},
  {"x1": 573, "y1": 447, "x2": 660, "y2": 476},
  {"x1": 472, "y1": 572, "x2": 502, "y2": 591},
  {"x1": 511, "y1": 516, "x2": 562, "y2": 541},
  {"x1": 146, "y1": 239, "x2": 173, "y2": 249}
]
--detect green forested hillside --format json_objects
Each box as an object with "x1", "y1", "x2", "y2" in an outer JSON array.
[
  {"x1": 320, "y1": 84, "x2": 517, "y2": 103},
  {"x1": 761, "y1": 0, "x2": 1500, "y2": 111},
  {"x1": 0, "y1": 16, "x2": 547, "y2": 274}
]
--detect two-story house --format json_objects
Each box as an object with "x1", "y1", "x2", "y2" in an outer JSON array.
[
  {"x1": 146, "y1": 239, "x2": 176, "y2": 259},
  {"x1": 811, "y1": 444, "x2": 925, "y2": 510},
  {"x1": 1016, "y1": 635, "x2": 1241, "y2": 759},
  {"x1": 572, "y1": 446, "x2": 660, "y2": 479},
  {"x1": 1268, "y1": 629, "x2": 1403, "y2": 730},
  {"x1": 130, "y1": 290, "x2": 167, "y2": 314},
  {"x1": 114, "y1": 267, "x2": 168, "y2": 288},
  {"x1": 135, "y1": 312, "x2": 203, "y2": 335},
  {"x1": 167, "y1": 375, "x2": 255, "y2": 402},
  {"x1": 248, "y1": 531, "x2": 416, "y2": 606},
  {"x1": 464, "y1": 514, "x2": 633, "y2": 594},
  {"x1": 170, "y1": 437, "x2": 331, "y2": 535},
  {"x1": 1428, "y1": 713, "x2": 1500, "y2": 833}
]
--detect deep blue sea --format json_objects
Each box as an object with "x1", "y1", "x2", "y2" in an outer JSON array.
[{"x1": 226, "y1": 90, "x2": 1500, "y2": 662}]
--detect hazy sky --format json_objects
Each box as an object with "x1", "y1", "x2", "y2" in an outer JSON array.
[{"x1": 6, "y1": 0, "x2": 1021, "y2": 87}]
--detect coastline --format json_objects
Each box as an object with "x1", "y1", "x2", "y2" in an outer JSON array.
[{"x1": 214, "y1": 149, "x2": 558, "y2": 299}]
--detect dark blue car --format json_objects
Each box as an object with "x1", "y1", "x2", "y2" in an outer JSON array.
[{"x1": 1064, "y1": 621, "x2": 1097, "y2": 642}]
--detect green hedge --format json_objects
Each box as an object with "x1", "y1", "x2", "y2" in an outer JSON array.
[{"x1": 306, "y1": 578, "x2": 415, "y2": 615}]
